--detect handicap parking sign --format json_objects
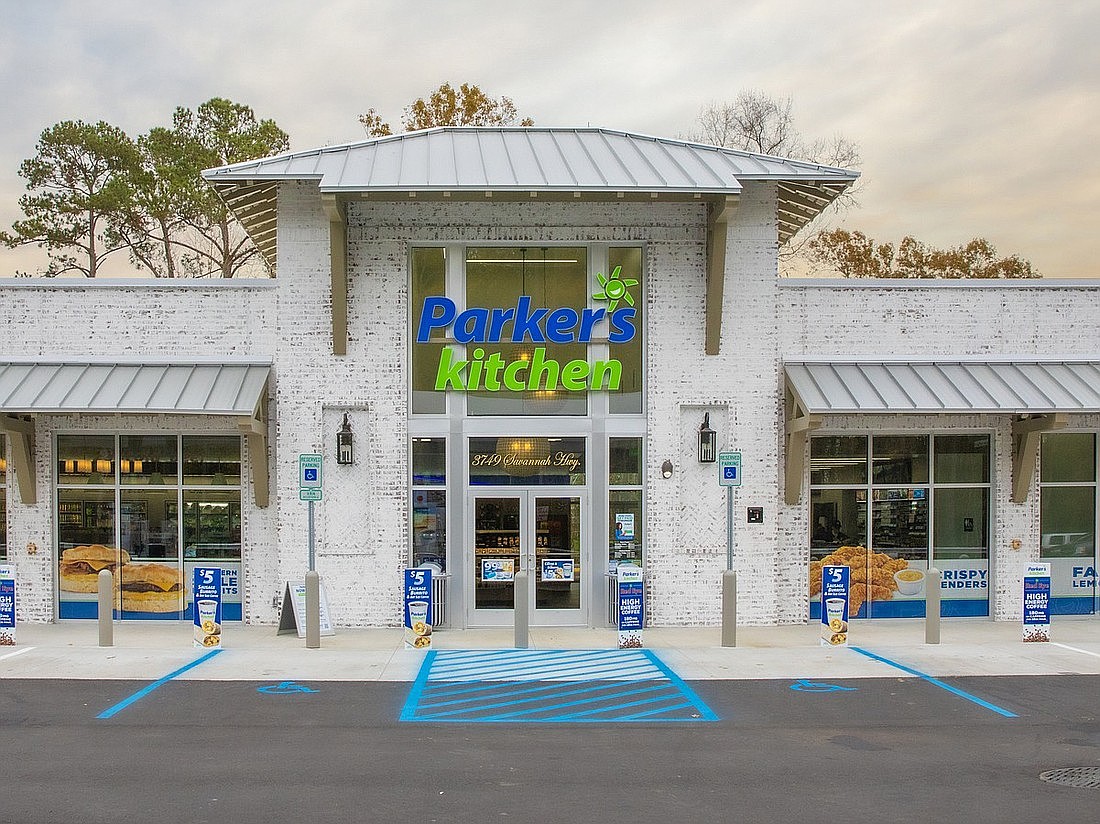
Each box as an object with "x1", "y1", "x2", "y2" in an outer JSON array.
[{"x1": 719, "y1": 452, "x2": 741, "y2": 487}]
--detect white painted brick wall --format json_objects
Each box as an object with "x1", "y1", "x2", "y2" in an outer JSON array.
[
  {"x1": 0, "y1": 280, "x2": 277, "y2": 623},
  {"x1": 778, "y1": 282, "x2": 1100, "y2": 621},
  {"x1": 5, "y1": 182, "x2": 1100, "y2": 628}
]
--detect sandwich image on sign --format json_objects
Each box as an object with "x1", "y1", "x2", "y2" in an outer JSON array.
[
  {"x1": 59, "y1": 545, "x2": 130, "y2": 592},
  {"x1": 118, "y1": 563, "x2": 183, "y2": 612}
]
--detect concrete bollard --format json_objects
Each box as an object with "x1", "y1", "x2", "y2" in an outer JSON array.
[
  {"x1": 514, "y1": 570, "x2": 530, "y2": 649},
  {"x1": 925, "y1": 567, "x2": 942, "y2": 644},
  {"x1": 721, "y1": 570, "x2": 737, "y2": 648},
  {"x1": 305, "y1": 570, "x2": 321, "y2": 649},
  {"x1": 97, "y1": 569, "x2": 113, "y2": 647}
]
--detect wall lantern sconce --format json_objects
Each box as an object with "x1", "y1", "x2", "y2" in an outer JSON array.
[
  {"x1": 699, "y1": 412, "x2": 717, "y2": 463},
  {"x1": 336, "y1": 413, "x2": 354, "y2": 465},
  {"x1": 660, "y1": 459, "x2": 674, "y2": 479}
]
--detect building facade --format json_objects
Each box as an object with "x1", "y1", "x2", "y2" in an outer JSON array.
[{"x1": 2, "y1": 127, "x2": 1099, "y2": 628}]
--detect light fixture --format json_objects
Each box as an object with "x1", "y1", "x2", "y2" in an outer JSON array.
[
  {"x1": 661, "y1": 460, "x2": 674, "y2": 479},
  {"x1": 337, "y1": 412, "x2": 354, "y2": 465},
  {"x1": 699, "y1": 412, "x2": 717, "y2": 463}
]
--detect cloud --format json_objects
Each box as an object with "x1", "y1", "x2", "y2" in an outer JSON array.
[{"x1": 1, "y1": 0, "x2": 1097, "y2": 276}]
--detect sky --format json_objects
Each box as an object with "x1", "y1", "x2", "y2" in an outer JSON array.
[{"x1": 0, "y1": 0, "x2": 1097, "y2": 278}]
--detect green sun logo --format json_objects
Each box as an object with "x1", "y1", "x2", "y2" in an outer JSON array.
[{"x1": 592, "y1": 265, "x2": 639, "y2": 313}]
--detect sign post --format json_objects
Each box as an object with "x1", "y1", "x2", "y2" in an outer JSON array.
[
  {"x1": 718, "y1": 452, "x2": 741, "y2": 647},
  {"x1": 0, "y1": 565, "x2": 15, "y2": 646},
  {"x1": 1023, "y1": 562, "x2": 1051, "y2": 642},
  {"x1": 718, "y1": 452, "x2": 741, "y2": 570},
  {"x1": 820, "y1": 565, "x2": 851, "y2": 647}
]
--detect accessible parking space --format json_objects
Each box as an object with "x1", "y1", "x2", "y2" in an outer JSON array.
[{"x1": 401, "y1": 649, "x2": 718, "y2": 723}]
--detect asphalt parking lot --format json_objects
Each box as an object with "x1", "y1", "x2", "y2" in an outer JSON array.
[{"x1": 2, "y1": 620, "x2": 1100, "y2": 823}]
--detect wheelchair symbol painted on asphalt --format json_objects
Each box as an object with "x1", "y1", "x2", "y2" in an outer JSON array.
[
  {"x1": 257, "y1": 681, "x2": 319, "y2": 694},
  {"x1": 789, "y1": 679, "x2": 857, "y2": 693}
]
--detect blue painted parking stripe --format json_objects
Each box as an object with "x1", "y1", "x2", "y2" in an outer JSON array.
[
  {"x1": 398, "y1": 649, "x2": 438, "y2": 722},
  {"x1": 549, "y1": 690, "x2": 687, "y2": 722},
  {"x1": 641, "y1": 650, "x2": 721, "y2": 721},
  {"x1": 850, "y1": 646, "x2": 1018, "y2": 718},
  {"x1": 426, "y1": 661, "x2": 658, "y2": 698},
  {"x1": 423, "y1": 681, "x2": 648, "y2": 720},
  {"x1": 96, "y1": 649, "x2": 222, "y2": 720},
  {"x1": 432, "y1": 657, "x2": 661, "y2": 683},
  {"x1": 420, "y1": 680, "x2": 579, "y2": 710},
  {"x1": 488, "y1": 684, "x2": 674, "y2": 721},
  {"x1": 429, "y1": 650, "x2": 660, "y2": 681}
]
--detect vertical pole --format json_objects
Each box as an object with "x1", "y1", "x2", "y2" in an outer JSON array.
[
  {"x1": 721, "y1": 486, "x2": 737, "y2": 646},
  {"x1": 97, "y1": 569, "x2": 113, "y2": 647},
  {"x1": 514, "y1": 570, "x2": 530, "y2": 649},
  {"x1": 721, "y1": 570, "x2": 737, "y2": 647},
  {"x1": 925, "y1": 567, "x2": 941, "y2": 645},
  {"x1": 308, "y1": 499, "x2": 316, "y2": 572},
  {"x1": 305, "y1": 569, "x2": 321, "y2": 649},
  {"x1": 726, "y1": 486, "x2": 734, "y2": 570}
]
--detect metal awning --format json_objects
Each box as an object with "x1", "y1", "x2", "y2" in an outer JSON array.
[
  {"x1": 782, "y1": 359, "x2": 1100, "y2": 506},
  {"x1": 0, "y1": 361, "x2": 270, "y2": 416},
  {"x1": 0, "y1": 360, "x2": 272, "y2": 507},
  {"x1": 785, "y1": 360, "x2": 1100, "y2": 415}
]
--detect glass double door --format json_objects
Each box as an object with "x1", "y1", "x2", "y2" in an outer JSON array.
[{"x1": 469, "y1": 491, "x2": 585, "y2": 626}]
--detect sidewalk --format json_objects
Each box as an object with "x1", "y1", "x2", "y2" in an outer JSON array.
[{"x1": 1, "y1": 618, "x2": 1099, "y2": 682}]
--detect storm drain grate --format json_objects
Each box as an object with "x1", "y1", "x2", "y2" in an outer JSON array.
[{"x1": 1039, "y1": 767, "x2": 1100, "y2": 789}]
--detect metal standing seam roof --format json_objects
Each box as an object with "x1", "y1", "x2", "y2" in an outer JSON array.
[
  {"x1": 202, "y1": 127, "x2": 859, "y2": 267},
  {"x1": 785, "y1": 361, "x2": 1100, "y2": 414},
  {"x1": 0, "y1": 361, "x2": 271, "y2": 416}
]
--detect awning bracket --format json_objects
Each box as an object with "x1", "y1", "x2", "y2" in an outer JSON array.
[
  {"x1": 0, "y1": 414, "x2": 36, "y2": 505},
  {"x1": 1011, "y1": 413, "x2": 1068, "y2": 503},
  {"x1": 783, "y1": 390, "x2": 821, "y2": 505},
  {"x1": 705, "y1": 195, "x2": 739, "y2": 356},
  {"x1": 238, "y1": 393, "x2": 270, "y2": 509}
]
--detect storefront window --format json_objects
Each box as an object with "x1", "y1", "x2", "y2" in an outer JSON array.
[
  {"x1": 411, "y1": 247, "x2": 447, "y2": 415},
  {"x1": 1040, "y1": 433, "x2": 1097, "y2": 614},
  {"x1": 412, "y1": 438, "x2": 447, "y2": 571},
  {"x1": 183, "y1": 490, "x2": 240, "y2": 559},
  {"x1": 182, "y1": 436, "x2": 241, "y2": 486},
  {"x1": 120, "y1": 434, "x2": 178, "y2": 485},
  {"x1": 57, "y1": 433, "x2": 243, "y2": 620},
  {"x1": 465, "y1": 247, "x2": 589, "y2": 416},
  {"x1": 609, "y1": 437, "x2": 643, "y2": 567},
  {"x1": 469, "y1": 436, "x2": 586, "y2": 486},
  {"x1": 809, "y1": 433, "x2": 990, "y2": 618},
  {"x1": 57, "y1": 434, "x2": 115, "y2": 485},
  {"x1": 608, "y1": 247, "x2": 644, "y2": 415}
]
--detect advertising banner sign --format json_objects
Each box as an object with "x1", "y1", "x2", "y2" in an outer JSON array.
[
  {"x1": 820, "y1": 564, "x2": 850, "y2": 647},
  {"x1": 192, "y1": 567, "x2": 222, "y2": 649},
  {"x1": 0, "y1": 565, "x2": 15, "y2": 645},
  {"x1": 482, "y1": 558, "x2": 515, "y2": 582},
  {"x1": 615, "y1": 514, "x2": 635, "y2": 541},
  {"x1": 541, "y1": 558, "x2": 575, "y2": 582},
  {"x1": 1023, "y1": 562, "x2": 1051, "y2": 642},
  {"x1": 404, "y1": 568, "x2": 433, "y2": 649},
  {"x1": 617, "y1": 563, "x2": 644, "y2": 649}
]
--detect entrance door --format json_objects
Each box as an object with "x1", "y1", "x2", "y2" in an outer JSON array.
[{"x1": 469, "y1": 491, "x2": 585, "y2": 626}]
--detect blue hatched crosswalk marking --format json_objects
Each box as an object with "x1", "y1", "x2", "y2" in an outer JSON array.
[
  {"x1": 401, "y1": 649, "x2": 718, "y2": 723},
  {"x1": 426, "y1": 649, "x2": 665, "y2": 682}
]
